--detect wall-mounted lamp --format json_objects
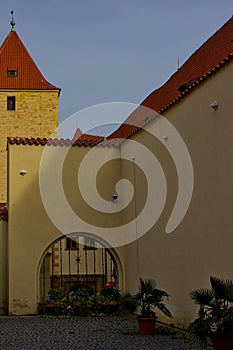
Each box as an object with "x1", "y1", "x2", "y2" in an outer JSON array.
[
  {"x1": 19, "y1": 169, "x2": 27, "y2": 176},
  {"x1": 112, "y1": 193, "x2": 118, "y2": 201},
  {"x1": 209, "y1": 101, "x2": 218, "y2": 111}
]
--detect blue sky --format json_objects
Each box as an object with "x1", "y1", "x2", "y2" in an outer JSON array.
[{"x1": 0, "y1": 1, "x2": 232, "y2": 132}]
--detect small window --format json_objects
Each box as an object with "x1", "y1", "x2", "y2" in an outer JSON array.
[
  {"x1": 84, "y1": 237, "x2": 97, "y2": 250},
  {"x1": 7, "y1": 68, "x2": 18, "y2": 77},
  {"x1": 66, "y1": 237, "x2": 78, "y2": 250},
  {"x1": 7, "y1": 96, "x2": 16, "y2": 111}
]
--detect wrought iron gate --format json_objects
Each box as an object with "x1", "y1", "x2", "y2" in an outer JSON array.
[{"x1": 40, "y1": 234, "x2": 119, "y2": 297}]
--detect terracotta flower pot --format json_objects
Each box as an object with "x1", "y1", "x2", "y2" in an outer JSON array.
[
  {"x1": 137, "y1": 317, "x2": 156, "y2": 335},
  {"x1": 210, "y1": 333, "x2": 233, "y2": 350}
]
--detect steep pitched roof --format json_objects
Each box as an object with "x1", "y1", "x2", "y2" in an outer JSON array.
[
  {"x1": 109, "y1": 16, "x2": 233, "y2": 140},
  {"x1": 0, "y1": 30, "x2": 60, "y2": 92}
]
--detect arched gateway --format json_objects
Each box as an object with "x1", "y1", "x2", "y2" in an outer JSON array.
[{"x1": 39, "y1": 233, "x2": 120, "y2": 298}]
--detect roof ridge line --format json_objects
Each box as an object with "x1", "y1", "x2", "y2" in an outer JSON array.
[{"x1": 0, "y1": 31, "x2": 60, "y2": 91}]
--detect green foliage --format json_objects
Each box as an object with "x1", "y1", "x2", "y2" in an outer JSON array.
[
  {"x1": 119, "y1": 292, "x2": 137, "y2": 315},
  {"x1": 39, "y1": 286, "x2": 136, "y2": 317},
  {"x1": 48, "y1": 288, "x2": 64, "y2": 302},
  {"x1": 188, "y1": 276, "x2": 233, "y2": 347},
  {"x1": 38, "y1": 288, "x2": 67, "y2": 316},
  {"x1": 135, "y1": 278, "x2": 172, "y2": 318},
  {"x1": 99, "y1": 287, "x2": 121, "y2": 314},
  {"x1": 67, "y1": 287, "x2": 96, "y2": 316},
  {"x1": 100, "y1": 287, "x2": 120, "y2": 302},
  {"x1": 68, "y1": 287, "x2": 93, "y2": 302}
]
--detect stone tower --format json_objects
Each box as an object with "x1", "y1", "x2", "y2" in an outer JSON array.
[{"x1": 0, "y1": 16, "x2": 60, "y2": 202}]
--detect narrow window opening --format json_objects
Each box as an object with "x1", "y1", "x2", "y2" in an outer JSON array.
[
  {"x1": 84, "y1": 237, "x2": 97, "y2": 250},
  {"x1": 66, "y1": 237, "x2": 78, "y2": 250},
  {"x1": 7, "y1": 96, "x2": 16, "y2": 111}
]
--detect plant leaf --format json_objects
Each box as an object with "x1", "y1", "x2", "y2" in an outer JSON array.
[
  {"x1": 210, "y1": 276, "x2": 233, "y2": 303},
  {"x1": 156, "y1": 303, "x2": 172, "y2": 318},
  {"x1": 190, "y1": 288, "x2": 213, "y2": 306},
  {"x1": 187, "y1": 316, "x2": 210, "y2": 347}
]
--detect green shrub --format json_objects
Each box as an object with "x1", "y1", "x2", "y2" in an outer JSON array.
[{"x1": 39, "y1": 286, "x2": 137, "y2": 316}]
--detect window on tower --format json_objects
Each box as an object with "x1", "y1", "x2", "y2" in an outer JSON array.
[{"x1": 7, "y1": 96, "x2": 16, "y2": 111}]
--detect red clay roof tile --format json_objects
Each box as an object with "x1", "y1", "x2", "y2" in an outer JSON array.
[
  {"x1": 6, "y1": 134, "x2": 125, "y2": 147},
  {"x1": 7, "y1": 135, "x2": 104, "y2": 147},
  {"x1": 73, "y1": 128, "x2": 83, "y2": 141},
  {"x1": 72, "y1": 132, "x2": 104, "y2": 146},
  {"x1": 109, "y1": 17, "x2": 233, "y2": 140},
  {"x1": 0, "y1": 31, "x2": 60, "y2": 92},
  {"x1": 7, "y1": 18, "x2": 233, "y2": 147}
]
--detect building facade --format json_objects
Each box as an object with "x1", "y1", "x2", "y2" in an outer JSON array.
[{"x1": 1, "y1": 16, "x2": 233, "y2": 327}]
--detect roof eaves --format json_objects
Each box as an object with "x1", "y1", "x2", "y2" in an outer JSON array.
[
  {"x1": 108, "y1": 54, "x2": 233, "y2": 141},
  {"x1": 159, "y1": 54, "x2": 233, "y2": 114},
  {"x1": 7, "y1": 136, "x2": 105, "y2": 147}
]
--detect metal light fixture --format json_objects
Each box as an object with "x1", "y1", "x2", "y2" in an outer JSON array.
[
  {"x1": 209, "y1": 101, "x2": 218, "y2": 110},
  {"x1": 112, "y1": 193, "x2": 118, "y2": 201},
  {"x1": 19, "y1": 169, "x2": 27, "y2": 176}
]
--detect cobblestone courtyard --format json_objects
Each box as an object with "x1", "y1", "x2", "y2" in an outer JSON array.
[{"x1": 0, "y1": 316, "x2": 213, "y2": 350}]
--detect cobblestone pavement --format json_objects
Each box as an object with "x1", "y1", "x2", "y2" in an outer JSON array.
[{"x1": 0, "y1": 316, "x2": 213, "y2": 350}]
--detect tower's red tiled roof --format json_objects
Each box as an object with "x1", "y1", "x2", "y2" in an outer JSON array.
[
  {"x1": 0, "y1": 30, "x2": 60, "y2": 92},
  {"x1": 109, "y1": 16, "x2": 233, "y2": 140}
]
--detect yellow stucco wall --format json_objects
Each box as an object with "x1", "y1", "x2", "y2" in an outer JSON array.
[{"x1": 0, "y1": 90, "x2": 58, "y2": 202}]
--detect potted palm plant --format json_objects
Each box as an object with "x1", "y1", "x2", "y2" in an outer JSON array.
[
  {"x1": 135, "y1": 278, "x2": 172, "y2": 334},
  {"x1": 188, "y1": 276, "x2": 233, "y2": 349}
]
